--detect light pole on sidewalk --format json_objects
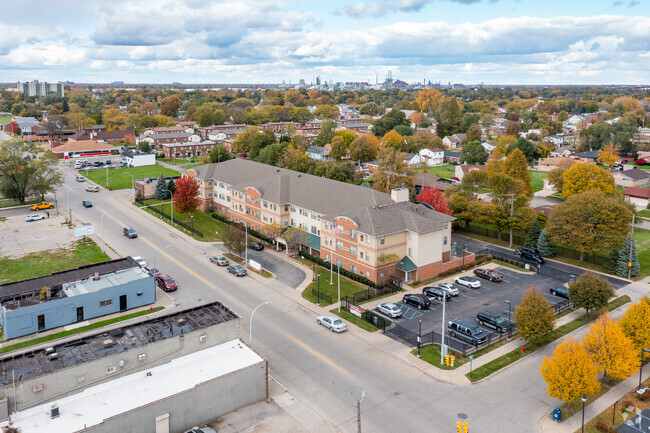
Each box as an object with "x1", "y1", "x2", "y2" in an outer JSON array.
[
  {"x1": 153, "y1": 244, "x2": 171, "y2": 274},
  {"x1": 505, "y1": 300, "x2": 512, "y2": 340},
  {"x1": 581, "y1": 396, "x2": 587, "y2": 433},
  {"x1": 100, "y1": 209, "x2": 113, "y2": 254},
  {"x1": 638, "y1": 348, "x2": 650, "y2": 391},
  {"x1": 249, "y1": 301, "x2": 271, "y2": 347}
]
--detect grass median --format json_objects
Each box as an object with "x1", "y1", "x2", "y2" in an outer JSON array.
[
  {"x1": 80, "y1": 165, "x2": 180, "y2": 190},
  {"x1": 466, "y1": 295, "x2": 631, "y2": 382}
]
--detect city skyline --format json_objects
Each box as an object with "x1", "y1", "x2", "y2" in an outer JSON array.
[{"x1": 1, "y1": 0, "x2": 649, "y2": 85}]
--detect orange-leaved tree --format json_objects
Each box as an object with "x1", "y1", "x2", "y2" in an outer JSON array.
[
  {"x1": 562, "y1": 162, "x2": 618, "y2": 199},
  {"x1": 540, "y1": 337, "x2": 600, "y2": 405},
  {"x1": 415, "y1": 185, "x2": 452, "y2": 215},
  {"x1": 173, "y1": 175, "x2": 201, "y2": 218},
  {"x1": 582, "y1": 312, "x2": 639, "y2": 380}
]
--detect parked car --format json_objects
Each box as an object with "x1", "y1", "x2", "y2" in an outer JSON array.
[
  {"x1": 209, "y1": 256, "x2": 229, "y2": 266},
  {"x1": 402, "y1": 293, "x2": 431, "y2": 310},
  {"x1": 25, "y1": 214, "x2": 45, "y2": 222},
  {"x1": 249, "y1": 242, "x2": 264, "y2": 251},
  {"x1": 82, "y1": 200, "x2": 93, "y2": 208},
  {"x1": 145, "y1": 266, "x2": 161, "y2": 277},
  {"x1": 454, "y1": 275, "x2": 481, "y2": 288},
  {"x1": 105, "y1": 160, "x2": 112, "y2": 165},
  {"x1": 131, "y1": 256, "x2": 147, "y2": 268},
  {"x1": 448, "y1": 318, "x2": 488, "y2": 345},
  {"x1": 376, "y1": 302, "x2": 402, "y2": 318},
  {"x1": 86, "y1": 185, "x2": 100, "y2": 192},
  {"x1": 156, "y1": 274, "x2": 178, "y2": 292},
  {"x1": 515, "y1": 247, "x2": 545, "y2": 264},
  {"x1": 476, "y1": 311, "x2": 512, "y2": 333},
  {"x1": 432, "y1": 282, "x2": 459, "y2": 296},
  {"x1": 316, "y1": 315, "x2": 348, "y2": 332},
  {"x1": 473, "y1": 268, "x2": 503, "y2": 282},
  {"x1": 550, "y1": 286, "x2": 570, "y2": 299},
  {"x1": 184, "y1": 427, "x2": 217, "y2": 433},
  {"x1": 75, "y1": 176, "x2": 85, "y2": 182},
  {"x1": 29, "y1": 201, "x2": 54, "y2": 211},
  {"x1": 74, "y1": 161, "x2": 83, "y2": 169},
  {"x1": 93, "y1": 161, "x2": 103, "y2": 167},
  {"x1": 123, "y1": 226, "x2": 138, "y2": 238},
  {"x1": 423, "y1": 287, "x2": 451, "y2": 301},
  {"x1": 227, "y1": 265, "x2": 247, "y2": 276}
]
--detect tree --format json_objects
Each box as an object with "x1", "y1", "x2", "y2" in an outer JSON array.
[
  {"x1": 382, "y1": 130, "x2": 404, "y2": 149},
  {"x1": 314, "y1": 105, "x2": 339, "y2": 119},
  {"x1": 278, "y1": 144, "x2": 314, "y2": 173},
  {"x1": 537, "y1": 228, "x2": 556, "y2": 257},
  {"x1": 173, "y1": 175, "x2": 201, "y2": 218},
  {"x1": 154, "y1": 175, "x2": 169, "y2": 200},
  {"x1": 540, "y1": 337, "x2": 600, "y2": 405},
  {"x1": 282, "y1": 226, "x2": 309, "y2": 254},
  {"x1": 505, "y1": 120, "x2": 522, "y2": 136},
  {"x1": 208, "y1": 144, "x2": 232, "y2": 163},
  {"x1": 102, "y1": 108, "x2": 127, "y2": 131},
  {"x1": 44, "y1": 115, "x2": 70, "y2": 141},
  {"x1": 359, "y1": 102, "x2": 380, "y2": 116},
  {"x1": 137, "y1": 141, "x2": 152, "y2": 153},
  {"x1": 562, "y1": 162, "x2": 618, "y2": 199},
  {"x1": 436, "y1": 98, "x2": 462, "y2": 138},
  {"x1": 619, "y1": 297, "x2": 650, "y2": 351},
  {"x1": 462, "y1": 124, "x2": 481, "y2": 146},
  {"x1": 329, "y1": 136, "x2": 348, "y2": 160},
  {"x1": 461, "y1": 169, "x2": 489, "y2": 197},
  {"x1": 582, "y1": 312, "x2": 639, "y2": 380},
  {"x1": 0, "y1": 139, "x2": 63, "y2": 204},
  {"x1": 504, "y1": 148, "x2": 533, "y2": 198},
  {"x1": 415, "y1": 185, "x2": 452, "y2": 215},
  {"x1": 262, "y1": 222, "x2": 283, "y2": 247},
  {"x1": 232, "y1": 126, "x2": 261, "y2": 154},
  {"x1": 546, "y1": 159, "x2": 576, "y2": 192},
  {"x1": 373, "y1": 109, "x2": 410, "y2": 137},
  {"x1": 486, "y1": 149, "x2": 506, "y2": 177},
  {"x1": 525, "y1": 217, "x2": 542, "y2": 248},
  {"x1": 223, "y1": 223, "x2": 246, "y2": 258},
  {"x1": 166, "y1": 178, "x2": 176, "y2": 197},
  {"x1": 514, "y1": 287, "x2": 555, "y2": 344},
  {"x1": 460, "y1": 140, "x2": 487, "y2": 164},
  {"x1": 615, "y1": 233, "x2": 640, "y2": 277},
  {"x1": 415, "y1": 88, "x2": 444, "y2": 113},
  {"x1": 568, "y1": 273, "x2": 614, "y2": 316},
  {"x1": 160, "y1": 95, "x2": 182, "y2": 117},
  {"x1": 580, "y1": 122, "x2": 637, "y2": 154},
  {"x1": 547, "y1": 190, "x2": 632, "y2": 261},
  {"x1": 371, "y1": 148, "x2": 414, "y2": 193},
  {"x1": 511, "y1": 137, "x2": 536, "y2": 163},
  {"x1": 349, "y1": 134, "x2": 379, "y2": 162},
  {"x1": 597, "y1": 143, "x2": 619, "y2": 167},
  {"x1": 314, "y1": 119, "x2": 337, "y2": 147}
]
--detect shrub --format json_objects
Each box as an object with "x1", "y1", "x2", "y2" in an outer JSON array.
[
  {"x1": 636, "y1": 158, "x2": 646, "y2": 165},
  {"x1": 595, "y1": 421, "x2": 615, "y2": 433},
  {"x1": 637, "y1": 389, "x2": 650, "y2": 401},
  {"x1": 299, "y1": 251, "x2": 377, "y2": 288}
]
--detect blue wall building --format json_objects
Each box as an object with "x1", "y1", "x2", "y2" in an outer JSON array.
[{"x1": 0, "y1": 258, "x2": 156, "y2": 339}]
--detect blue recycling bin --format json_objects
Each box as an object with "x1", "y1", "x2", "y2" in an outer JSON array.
[{"x1": 553, "y1": 408, "x2": 561, "y2": 422}]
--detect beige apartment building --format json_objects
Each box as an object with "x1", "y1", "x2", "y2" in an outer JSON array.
[{"x1": 189, "y1": 159, "x2": 471, "y2": 284}]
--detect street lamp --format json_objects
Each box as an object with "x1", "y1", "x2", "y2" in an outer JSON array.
[
  {"x1": 100, "y1": 209, "x2": 113, "y2": 254},
  {"x1": 317, "y1": 273, "x2": 321, "y2": 306},
  {"x1": 249, "y1": 301, "x2": 271, "y2": 347},
  {"x1": 124, "y1": 172, "x2": 135, "y2": 202},
  {"x1": 66, "y1": 186, "x2": 80, "y2": 223},
  {"x1": 581, "y1": 396, "x2": 587, "y2": 433},
  {"x1": 153, "y1": 244, "x2": 171, "y2": 274},
  {"x1": 439, "y1": 296, "x2": 447, "y2": 365},
  {"x1": 161, "y1": 187, "x2": 174, "y2": 224},
  {"x1": 462, "y1": 244, "x2": 467, "y2": 270},
  {"x1": 190, "y1": 215, "x2": 194, "y2": 238},
  {"x1": 638, "y1": 348, "x2": 650, "y2": 391},
  {"x1": 505, "y1": 300, "x2": 512, "y2": 339}
]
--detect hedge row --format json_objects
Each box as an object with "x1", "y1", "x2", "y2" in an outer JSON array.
[{"x1": 299, "y1": 251, "x2": 378, "y2": 288}]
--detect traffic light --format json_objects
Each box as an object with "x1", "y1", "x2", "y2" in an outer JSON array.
[{"x1": 456, "y1": 421, "x2": 468, "y2": 433}]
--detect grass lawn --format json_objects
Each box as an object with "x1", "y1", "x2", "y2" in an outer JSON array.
[
  {"x1": 634, "y1": 227, "x2": 650, "y2": 279},
  {"x1": 0, "y1": 116, "x2": 11, "y2": 124},
  {"x1": 140, "y1": 200, "x2": 227, "y2": 242},
  {"x1": 184, "y1": 162, "x2": 206, "y2": 169},
  {"x1": 300, "y1": 264, "x2": 367, "y2": 306},
  {"x1": 530, "y1": 170, "x2": 547, "y2": 192},
  {"x1": 80, "y1": 165, "x2": 181, "y2": 190},
  {"x1": 0, "y1": 198, "x2": 41, "y2": 208},
  {"x1": 0, "y1": 239, "x2": 111, "y2": 284},
  {"x1": 331, "y1": 308, "x2": 378, "y2": 332},
  {"x1": 425, "y1": 163, "x2": 456, "y2": 179},
  {"x1": 466, "y1": 295, "x2": 631, "y2": 382},
  {"x1": 157, "y1": 158, "x2": 191, "y2": 165},
  {"x1": 638, "y1": 209, "x2": 650, "y2": 218}
]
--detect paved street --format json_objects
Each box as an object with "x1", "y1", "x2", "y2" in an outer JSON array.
[{"x1": 3, "y1": 163, "x2": 646, "y2": 433}]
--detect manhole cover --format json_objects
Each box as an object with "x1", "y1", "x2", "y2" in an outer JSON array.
[{"x1": 457, "y1": 413, "x2": 468, "y2": 420}]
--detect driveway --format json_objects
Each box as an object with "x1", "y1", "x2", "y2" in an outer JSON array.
[{"x1": 213, "y1": 245, "x2": 306, "y2": 288}]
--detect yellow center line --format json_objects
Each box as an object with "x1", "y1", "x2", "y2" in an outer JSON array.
[{"x1": 289, "y1": 336, "x2": 349, "y2": 375}]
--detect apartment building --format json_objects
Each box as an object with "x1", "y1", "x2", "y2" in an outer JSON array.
[
  {"x1": 17, "y1": 80, "x2": 64, "y2": 97},
  {"x1": 189, "y1": 160, "x2": 468, "y2": 284}
]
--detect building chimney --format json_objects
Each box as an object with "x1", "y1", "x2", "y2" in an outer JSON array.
[{"x1": 391, "y1": 188, "x2": 409, "y2": 203}]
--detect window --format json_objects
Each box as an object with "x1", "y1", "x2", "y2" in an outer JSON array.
[
  {"x1": 284, "y1": 218, "x2": 289, "y2": 226},
  {"x1": 336, "y1": 241, "x2": 343, "y2": 250},
  {"x1": 263, "y1": 214, "x2": 268, "y2": 222},
  {"x1": 285, "y1": 205, "x2": 289, "y2": 211},
  {"x1": 311, "y1": 226, "x2": 317, "y2": 234},
  {"x1": 263, "y1": 201, "x2": 268, "y2": 208},
  {"x1": 100, "y1": 299, "x2": 113, "y2": 307},
  {"x1": 255, "y1": 198, "x2": 260, "y2": 205},
  {"x1": 246, "y1": 208, "x2": 251, "y2": 215},
  {"x1": 208, "y1": 191, "x2": 212, "y2": 197},
  {"x1": 311, "y1": 211, "x2": 317, "y2": 220},
  {"x1": 408, "y1": 247, "x2": 412, "y2": 257},
  {"x1": 291, "y1": 218, "x2": 296, "y2": 226},
  {"x1": 360, "y1": 234, "x2": 364, "y2": 242},
  {"x1": 366, "y1": 236, "x2": 370, "y2": 244},
  {"x1": 336, "y1": 260, "x2": 343, "y2": 268},
  {"x1": 360, "y1": 252, "x2": 363, "y2": 259},
  {"x1": 219, "y1": 182, "x2": 224, "y2": 188},
  {"x1": 380, "y1": 236, "x2": 385, "y2": 245},
  {"x1": 226, "y1": 196, "x2": 230, "y2": 202},
  {"x1": 366, "y1": 253, "x2": 370, "y2": 261},
  {"x1": 291, "y1": 206, "x2": 296, "y2": 213},
  {"x1": 350, "y1": 229, "x2": 357, "y2": 239},
  {"x1": 444, "y1": 236, "x2": 448, "y2": 245},
  {"x1": 350, "y1": 246, "x2": 357, "y2": 256},
  {"x1": 366, "y1": 271, "x2": 370, "y2": 278},
  {"x1": 255, "y1": 211, "x2": 260, "y2": 218},
  {"x1": 408, "y1": 231, "x2": 413, "y2": 240},
  {"x1": 350, "y1": 265, "x2": 356, "y2": 273}
]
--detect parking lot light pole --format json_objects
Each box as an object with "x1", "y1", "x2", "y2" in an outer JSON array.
[
  {"x1": 581, "y1": 396, "x2": 587, "y2": 433},
  {"x1": 505, "y1": 300, "x2": 512, "y2": 340},
  {"x1": 440, "y1": 296, "x2": 447, "y2": 365},
  {"x1": 417, "y1": 320, "x2": 422, "y2": 358},
  {"x1": 638, "y1": 348, "x2": 650, "y2": 391},
  {"x1": 100, "y1": 209, "x2": 113, "y2": 254},
  {"x1": 249, "y1": 301, "x2": 271, "y2": 347},
  {"x1": 462, "y1": 244, "x2": 467, "y2": 270},
  {"x1": 153, "y1": 244, "x2": 171, "y2": 274},
  {"x1": 191, "y1": 215, "x2": 194, "y2": 238},
  {"x1": 317, "y1": 273, "x2": 321, "y2": 306}
]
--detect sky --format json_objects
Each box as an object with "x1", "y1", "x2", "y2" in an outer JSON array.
[{"x1": 1, "y1": 0, "x2": 649, "y2": 85}]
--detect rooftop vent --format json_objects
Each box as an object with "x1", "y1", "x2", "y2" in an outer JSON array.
[
  {"x1": 50, "y1": 404, "x2": 60, "y2": 419},
  {"x1": 45, "y1": 347, "x2": 55, "y2": 355},
  {"x1": 178, "y1": 318, "x2": 187, "y2": 326},
  {"x1": 110, "y1": 328, "x2": 125, "y2": 338},
  {"x1": 103, "y1": 339, "x2": 115, "y2": 348},
  {"x1": 47, "y1": 352, "x2": 58, "y2": 361}
]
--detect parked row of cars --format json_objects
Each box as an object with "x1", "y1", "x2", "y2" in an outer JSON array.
[
  {"x1": 209, "y1": 255, "x2": 247, "y2": 276},
  {"x1": 131, "y1": 256, "x2": 178, "y2": 292}
]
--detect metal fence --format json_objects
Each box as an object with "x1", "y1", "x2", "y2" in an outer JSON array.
[
  {"x1": 349, "y1": 280, "x2": 402, "y2": 304},
  {"x1": 474, "y1": 247, "x2": 538, "y2": 272},
  {"x1": 146, "y1": 205, "x2": 204, "y2": 238},
  {"x1": 311, "y1": 288, "x2": 333, "y2": 305},
  {"x1": 341, "y1": 297, "x2": 392, "y2": 331}
]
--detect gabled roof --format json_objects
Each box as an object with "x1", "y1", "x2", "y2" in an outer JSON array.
[
  {"x1": 444, "y1": 151, "x2": 461, "y2": 157},
  {"x1": 574, "y1": 150, "x2": 600, "y2": 159},
  {"x1": 396, "y1": 256, "x2": 417, "y2": 272},
  {"x1": 614, "y1": 168, "x2": 650, "y2": 180},
  {"x1": 306, "y1": 146, "x2": 329, "y2": 155},
  {"x1": 141, "y1": 131, "x2": 193, "y2": 140},
  {"x1": 460, "y1": 164, "x2": 487, "y2": 174},
  {"x1": 624, "y1": 187, "x2": 650, "y2": 199},
  {"x1": 50, "y1": 140, "x2": 115, "y2": 153}
]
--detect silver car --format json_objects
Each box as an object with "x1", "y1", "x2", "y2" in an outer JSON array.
[
  {"x1": 454, "y1": 275, "x2": 481, "y2": 288},
  {"x1": 433, "y1": 282, "x2": 460, "y2": 296},
  {"x1": 317, "y1": 315, "x2": 348, "y2": 332},
  {"x1": 377, "y1": 302, "x2": 403, "y2": 318},
  {"x1": 209, "y1": 256, "x2": 229, "y2": 266}
]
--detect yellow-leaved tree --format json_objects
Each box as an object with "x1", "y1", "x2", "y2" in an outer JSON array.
[
  {"x1": 619, "y1": 297, "x2": 650, "y2": 351},
  {"x1": 415, "y1": 88, "x2": 444, "y2": 114},
  {"x1": 597, "y1": 143, "x2": 620, "y2": 167},
  {"x1": 381, "y1": 130, "x2": 405, "y2": 149},
  {"x1": 581, "y1": 312, "x2": 639, "y2": 380},
  {"x1": 561, "y1": 162, "x2": 618, "y2": 199},
  {"x1": 540, "y1": 337, "x2": 600, "y2": 405}
]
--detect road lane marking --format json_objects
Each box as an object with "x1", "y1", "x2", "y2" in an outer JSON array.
[{"x1": 288, "y1": 336, "x2": 349, "y2": 375}]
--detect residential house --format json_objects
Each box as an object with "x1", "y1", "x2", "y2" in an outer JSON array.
[
  {"x1": 419, "y1": 148, "x2": 444, "y2": 166},
  {"x1": 567, "y1": 114, "x2": 585, "y2": 125},
  {"x1": 550, "y1": 146, "x2": 572, "y2": 157},
  {"x1": 624, "y1": 187, "x2": 650, "y2": 209},
  {"x1": 402, "y1": 153, "x2": 424, "y2": 167},
  {"x1": 454, "y1": 164, "x2": 487, "y2": 181},
  {"x1": 161, "y1": 140, "x2": 217, "y2": 159},
  {"x1": 188, "y1": 159, "x2": 472, "y2": 284},
  {"x1": 573, "y1": 150, "x2": 600, "y2": 163},
  {"x1": 443, "y1": 151, "x2": 461, "y2": 163},
  {"x1": 536, "y1": 156, "x2": 579, "y2": 172},
  {"x1": 611, "y1": 168, "x2": 650, "y2": 187},
  {"x1": 306, "y1": 146, "x2": 331, "y2": 161},
  {"x1": 138, "y1": 132, "x2": 200, "y2": 150},
  {"x1": 442, "y1": 133, "x2": 466, "y2": 149}
]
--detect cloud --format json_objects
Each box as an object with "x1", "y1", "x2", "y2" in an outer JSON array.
[
  {"x1": 337, "y1": 0, "x2": 482, "y2": 18},
  {"x1": 0, "y1": 23, "x2": 65, "y2": 54}
]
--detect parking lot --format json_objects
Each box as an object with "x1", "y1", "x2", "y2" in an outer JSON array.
[
  {"x1": 362, "y1": 263, "x2": 628, "y2": 352},
  {"x1": 0, "y1": 212, "x2": 75, "y2": 258}
]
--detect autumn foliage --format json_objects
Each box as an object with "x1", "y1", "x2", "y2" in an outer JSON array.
[
  {"x1": 415, "y1": 185, "x2": 452, "y2": 215},
  {"x1": 582, "y1": 312, "x2": 638, "y2": 380},
  {"x1": 619, "y1": 297, "x2": 650, "y2": 351},
  {"x1": 173, "y1": 175, "x2": 201, "y2": 217}
]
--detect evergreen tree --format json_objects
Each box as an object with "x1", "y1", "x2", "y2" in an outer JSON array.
[
  {"x1": 537, "y1": 228, "x2": 556, "y2": 257},
  {"x1": 615, "y1": 233, "x2": 639, "y2": 277},
  {"x1": 167, "y1": 178, "x2": 176, "y2": 197},
  {"x1": 525, "y1": 217, "x2": 542, "y2": 248},
  {"x1": 154, "y1": 175, "x2": 168, "y2": 200},
  {"x1": 606, "y1": 247, "x2": 620, "y2": 274}
]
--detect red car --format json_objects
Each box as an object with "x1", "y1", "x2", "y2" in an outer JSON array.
[
  {"x1": 473, "y1": 268, "x2": 503, "y2": 282},
  {"x1": 156, "y1": 274, "x2": 178, "y2": 291}
]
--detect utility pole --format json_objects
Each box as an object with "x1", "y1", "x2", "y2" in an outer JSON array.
[
  {"x1": 509, "y1": 194, "x2": 515, "y2": 248},
  {"x1": 356, "y1": 391, "x2": 365, "y2": 433},
  {"x1": 628, "y1": 214, "x2": 636, "y2": 279}
]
